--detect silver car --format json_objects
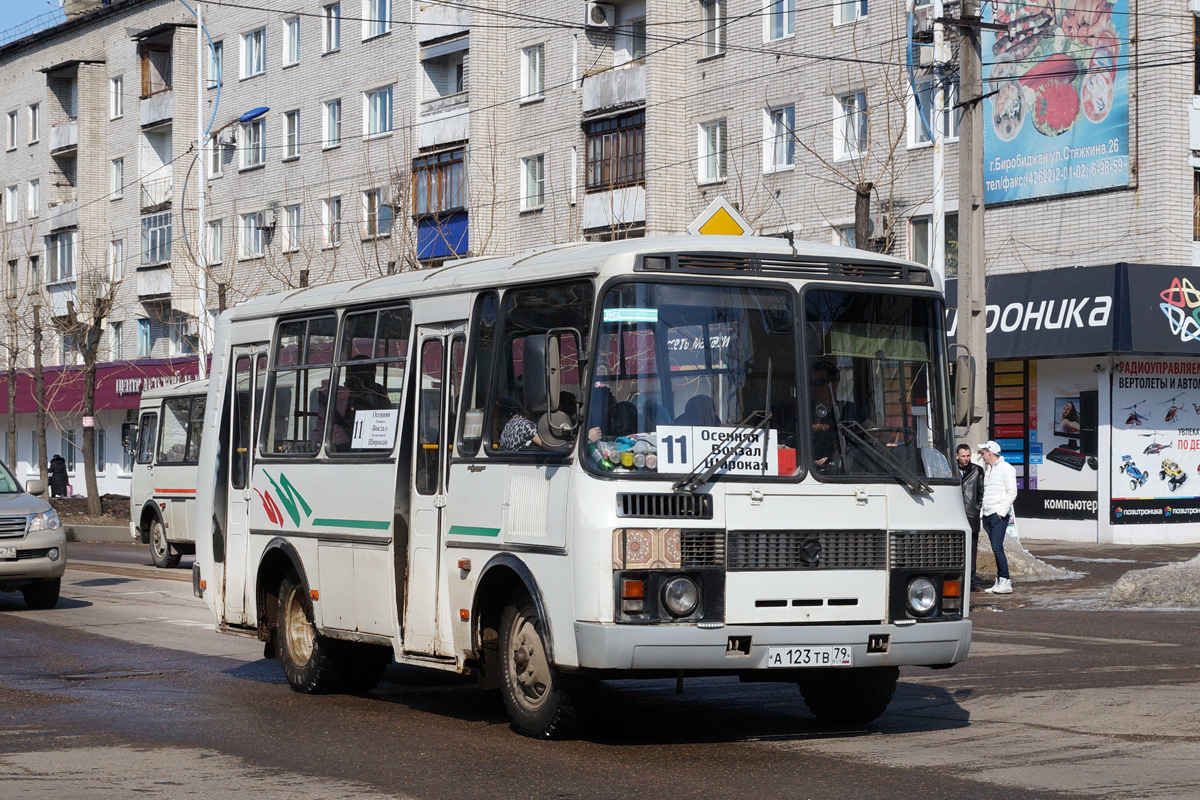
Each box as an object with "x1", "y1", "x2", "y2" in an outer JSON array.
[{"x1": 0, "y1": 463, "x2": 66, "y2": 609}]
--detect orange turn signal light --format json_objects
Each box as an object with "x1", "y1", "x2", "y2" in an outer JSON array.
[
  {"x1": 942, "y1": 578, "x2": 961, "y2": 598},
  {"x1": 459, "y1": 608, "x2": 470, "y2": 621},
  {"x1": 199, "y1": 580, "x2": 206, "y2": 589},
  {"x1": 310, "y1": 589, "x2": 320, "y2": 600},
  {"x1": 622, "y1": 579, "x2": 645, "y2": 599}
]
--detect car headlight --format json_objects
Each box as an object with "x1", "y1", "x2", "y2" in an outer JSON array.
[
  {"x1": 662, "y1": 576, "x2": 699, "y2": 617},
  {"x1": 29, "y1": 510, "x2": 62, "y2": 532},
  {"x1": 906, "y1": 576, "x2": 937, "y2": 616}
]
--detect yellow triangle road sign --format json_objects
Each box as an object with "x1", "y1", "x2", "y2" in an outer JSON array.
[{"x1": 688, "y1": 196, "x2": 755, "y2": 236}]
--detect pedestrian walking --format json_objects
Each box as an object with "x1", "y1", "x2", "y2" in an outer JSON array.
[
  {"x1": 48, "y1": 454, "x2": 68, "y2": 498},
  {"x1": 978, "y1": 440, "x2": 1017, "y2": 594},
  {"x1": 957, "y1": 444, "x2": 986, "y2": 591}
]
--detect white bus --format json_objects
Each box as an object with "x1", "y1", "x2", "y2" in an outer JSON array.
[
  {"x1": 130, "y1": 379, "x2": 208, "y2": 568},
  {"x1": 194, "y1": 236, "x2": 973, "y2": 738}
]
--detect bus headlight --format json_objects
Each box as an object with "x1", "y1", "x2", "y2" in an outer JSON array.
[
  {"x1": 662, "y1": 576, "x2": 699, "y2": 617},
  {"x1": 906, "y1": 577, "x2": 937, "y2": 616}
]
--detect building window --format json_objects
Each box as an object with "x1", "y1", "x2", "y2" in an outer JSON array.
[
  {"x1": 141, "y1": 212, "x2": 171, "y2": 265},
  {"x1": 47, "y1": 231, "x2": 73, "y2": 283},
  {"x1": 363, "y1": 0, "x2": 391, "y2": 39},
  {"x1": 834, "y1": 91, "x2": 868, "y2": 160},
  {"x1": 240, "y1": 212, "x2": 266, "y2": 258},
  {"x1": 27, "y1": 179, "x2": 39, "y2": 218},
  {"x1": 94, "y1": 426, "x2": 106, "y2": 474},
  {"x1": 701, "y1": 0, "x2": 726, "y2": 57},
  {"x1": 520, "y1": 44, "x2": 544, "y2": 102},
  {"x1": 520, "y1": 155, "x2": 545, "y2": 211},
  {"x1": 169, "y1": 315, "x2": 196, "y2": 356},
  {"x1": 909, "y1": 76, "x2": 960, "y2": 147},
  {"x1": 208, "y1": 139, "x2": 226, "y2": 176},
  {"x1": 241, "y1": 28, "x2": 266, "y2": 78},
  {"x1": 284, "y1": 110, "x2": 300, "y2": 159},
  {"x1": 6, "y1": 260, "x2": 16, "y2": 298},
  {"x1": 111, "y1": 321, "x2": 124, "y2": 360},
  {"x1": 28, "y1": 255, "x2": 40, "y2": 291},
  {"x1": 137, "y1": 318, "x2": 151, "y2": 357},
  {"x1": 111, "y1": 158, "x2": 124, "y2": 199},
  {"x1": 28, "y1": 103, "x2": 39, "y2": 143},
  {"x1": 109, "y1": 76, "x2": 123, "y2": 119},
  {"x1": 585, "y1": 110, "x2": 645, "y2": 191},
  {"x1": 835, "y1": 0, "x2": 868, "y2": 25},
  {"x1": 413, "y1": 148, "x2": 467, "y2": 216},
  {"x1": 208, "y1": 40, "x2": 223, "y2": 88},
  {"x1": 698, "y1": 119, "x2": 726, "y2": 183},
  {"x1": 364, "y1": 86, "x2": 393, "y2": 136},
  {"x1": 322, "y1": 196, "x2": 342, "y2": 247},
  {"x1": 108, "y1": 239, "x2": 124, "y2": 283},
  {"x1": 322, "y1": 3, "x2": 341, "y2": 53},
  {"x1": 283, "y1": 17, "x2": 300, "y2": 66},
  {"x1": 323, "y1": 99, "x2": 341, "y2": 148},
  {"x1": 207, "y1": 219, "x2": 223, "y2": 264},
  {"x1": 835, "y1": 225, "x2": 856, "y2": 248},
  {"x1": 361, "y1": 189, "x2": 393, "y2": 238},
  {"x1": 764, "y1": 104, "x2": 795, "y2": 172},
  {"x1": 765, "y1": 0, "x2": 794, "y2": 41},
  {"x1": 241, "y1": 118, "x2": 266, "y2": 168},
  {"x1": 283, "y1": 204, "x2": 301, "y2": 251},
  {"x1": 910, "y1": 213, "x2": 959, "y2": 276},
  {"x1": 619, "y1": 16, "x2": 647, "y2": 63},
  {"x1": 4, "y1": 185, "x2": 16, "y2": 223},
  {"x1": 5, "y1": 111, "x2": 15, "y2": 150},
  {"x1": 62, "y1": 430, "x2": 77, "y2": 471}
]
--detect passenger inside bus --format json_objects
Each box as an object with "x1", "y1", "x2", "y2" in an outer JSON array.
[
  {"x1": 318, "y1": 359, "x2": 392, "y2": 449},
  {"x1": 676, "y1": 394, "x2": 720, "y2": 426}
]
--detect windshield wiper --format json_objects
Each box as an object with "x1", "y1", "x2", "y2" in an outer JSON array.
[
  {"x1": 673, "y1": 409, "x2": 774, "y2": 494},
  {"x1": 836, "y1": 420, "x2": 931, "y2": 496}
]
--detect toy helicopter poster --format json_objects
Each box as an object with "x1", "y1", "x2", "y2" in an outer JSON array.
[{"x1": 1111, "y1": 358, "x2": 1200, "y2": 524}]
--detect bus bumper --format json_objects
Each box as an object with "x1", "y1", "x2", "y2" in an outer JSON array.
[{"x1": 572, "y1": 619, "x2": 971, "y2": 671}]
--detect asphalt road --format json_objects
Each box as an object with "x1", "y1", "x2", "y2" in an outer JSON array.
[{"x1": 2, "y1": 541, "x2": 1198, "y2": 799}]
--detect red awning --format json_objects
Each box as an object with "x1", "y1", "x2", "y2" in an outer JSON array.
[{"x1": 0, "y1": 358, "x2": 200, "y2": 415}]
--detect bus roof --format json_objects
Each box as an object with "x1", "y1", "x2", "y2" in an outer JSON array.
[
  {"x1": 221, "y1": 235, "x2": 935, "y2": 324},
  {"x1": 140, "y1": 377, "x2": 210, "y2": 403}
]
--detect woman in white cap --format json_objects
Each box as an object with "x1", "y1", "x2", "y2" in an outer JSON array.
[{"x1": 978, "y1": 440, "x2": 1017, "y2": 594}]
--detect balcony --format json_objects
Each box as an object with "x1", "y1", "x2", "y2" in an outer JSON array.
[
  {"x1": 417, "y1": 95, "x2": 469, "y2": 149},
  {"x1": 140, "y1": 88, "x2": 173, "y2": 127},
  {"x1": 45, "y1": 280, "x2": 77, "y2": 319},
  {"x1": 417, "y1": 4, "x2": 469, "y2": 42},
  {"x1": 48, "y1": 200, "x2": 78, "y2": 231},
  {"x1": 136, "y1": 263, "x2": 172, "y2": 300},
  {"x1": 50, "y1": 119, "x2": 77, "y2": 153},
  {"x1": 583, "y1": 63, "x2": 646, "y2": 114},
  {"x1": 583, "y1": 186, "x2": 646, "y2": 231},
  {"x1": 140, "y1": 177, "x2": 172, "y2": 211}
]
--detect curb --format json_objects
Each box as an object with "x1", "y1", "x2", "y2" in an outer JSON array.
[{"x1": 65, "y1": 524, "x2": 130, "y2": 544}]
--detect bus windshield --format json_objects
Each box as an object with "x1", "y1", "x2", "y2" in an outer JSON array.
[
  {"x1": 586, "y1": 282, "x2": 799, "y2": 478},
  {"x1": 804, "y1": 288, "x2": 955, "y2": 482}
]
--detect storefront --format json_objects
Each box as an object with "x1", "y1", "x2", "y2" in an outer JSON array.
[
  {"x1": 948, "y1": 264, "x2": 1200, "y2": 544},
  {"x1": 0, "y1": 358, "x2": 199, "y2": 496}
]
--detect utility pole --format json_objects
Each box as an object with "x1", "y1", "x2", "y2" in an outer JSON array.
[
  {"x1": 931, "y1": 0, "x2": 948, "y2": 284},
  {"x1": 196, "y1": 2, "x2": 208, "y2": 378},
  {"x1": 957, "y1": 0, "x2": 988, "y2": 446}
]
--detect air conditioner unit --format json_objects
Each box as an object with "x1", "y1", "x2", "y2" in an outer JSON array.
[
  {"x1": 262, "y1": 209, "x2": 277, "y2": 229},
  {"x1": 218, "y1": 127, "x2": 237, "y2": 145},
  {"x1": 913, "y1": 5, "x2": 934, "y2": 35},
  {"x1": 867, "y1": 215, "x2": 889, "y2": 240},
  {"x1": 585, "y1": 2, "x2": 615, "y2": 29}
]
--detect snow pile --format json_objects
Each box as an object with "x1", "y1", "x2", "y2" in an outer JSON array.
[
  {"x1": 974, "y1": 533, "x2": 1073, "y2": 580},
  {"x1": 1105, "y1": 553, "x2": 1200, "y2": 606}
]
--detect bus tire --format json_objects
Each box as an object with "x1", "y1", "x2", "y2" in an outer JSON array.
[
  {"x1": 149, "y1": 519, "x2": 181, "y2": 569},
  {"x1": 498, "y1": 593, "x2": 579, "y2": 739},
  {"x1": 797, "y1": 666, "x2": 899, "y2": 725},
  {"x1": 22, "y1": 578, "x2": 61, "y2": 610},
  {"x1": 276, "y1": 573, "x2": 342, "y2": 694},
  {"x1": 341, "y1": 644, "x2": 391, "y2": 694}
]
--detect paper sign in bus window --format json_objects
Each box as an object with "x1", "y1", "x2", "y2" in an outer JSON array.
[
  {"x1": 656, "y1": 425, "x2": 779, "y2": 476},
  {"x1": 352, "y1": 409, "x2": 399, "y2": 449},
  {"x1": 603, "y1": 308, "x2": 658, "y2": 323}
]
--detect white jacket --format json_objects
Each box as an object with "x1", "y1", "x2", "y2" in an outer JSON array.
[{"x1": 981, "y1": 458, "x2": 1018, "y2": 518}]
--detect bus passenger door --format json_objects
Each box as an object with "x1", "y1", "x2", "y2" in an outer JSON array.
[
  {"x1": 404, "y1": 324, "x2": 465, "y2": 656},
  {"x1": 224, "y1": 348, "x2": 267, "y2": 625}
]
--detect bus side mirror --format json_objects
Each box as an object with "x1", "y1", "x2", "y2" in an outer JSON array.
[
  {"x1": 953, "y1": 352, "x2": 974, "y2": 428},
  {"x1": 122, "y1": 421, "x2": 138, "y2": 450}
]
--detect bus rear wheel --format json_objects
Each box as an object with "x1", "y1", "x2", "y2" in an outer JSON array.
[
  {"x1": 149, "y1": 519, "x2": 181, "y2": 569},
  {"x1": 276, "y1": 573, "x2": 342, "y2": 694},
  {"x1": 498, "y1": 594, "x2": 580, "y2": 739},
  {"x1": 797, "y1": 666, "x2": 899, "y2": 725}
]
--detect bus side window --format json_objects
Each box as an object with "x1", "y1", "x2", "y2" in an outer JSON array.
[
  {"x1": 187, "y1": 396, "x2": 206, "y2": 462},
  {"x1": 136, "y1": 412, "x2": 158, "y2": 464},
  {"x1": 326, "y1": 304, "x2": 410, "y2": 455},
  {"x1": 157, "y1": 398, "x2": 192, "y2": 464},
  {"x1": 458, "y1": 291, "x2": 498, "y2": 456},
  {"x1": 262, "y1": 315, "x2": 336, "y2": 456}
]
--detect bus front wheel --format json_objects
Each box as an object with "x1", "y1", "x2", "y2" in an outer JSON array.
[
  {"x1": 276, "y1": 573, "x2": 342, "y2": 694},
  {"x1": 498, "y1": 594, "x2": 580, "y2": 739},
  {"x1": 796, "y1": 666, "x2": 899, "y2": 725},
  {"x1": 149, "y1": 519, "x2": 181, "y2": 569}
]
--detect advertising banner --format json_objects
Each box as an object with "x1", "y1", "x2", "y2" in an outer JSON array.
[
  {"x1": 1110, "y1": 358, "x2": 1200, "y2": 524},
  {"x1": 982, "y1": 0, "x2": 1130, "y2": 204}
]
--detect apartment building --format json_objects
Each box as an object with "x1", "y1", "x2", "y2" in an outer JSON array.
[{"x1": 1, "y1": 0, "x2": 1198, "y2": 542}]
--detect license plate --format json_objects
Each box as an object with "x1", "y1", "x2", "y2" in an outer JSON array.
[
  {"x1": 0, "y1": 546, "x2": 16, "y2": 559},
  {"x1": 767, "y1": 645, "x2": 853, "y2": 668}
]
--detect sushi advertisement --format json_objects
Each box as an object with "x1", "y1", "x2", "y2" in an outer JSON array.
[
  {"x1": 1111, "y1": 358, "x2": 1200, "y2": 524},
  {"x1": 982, "y1": 0, "x2": 1129, "y2": 204}
]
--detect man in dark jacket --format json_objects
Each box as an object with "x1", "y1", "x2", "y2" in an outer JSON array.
[
  {"x1": 957, "y1": 444, "x2": 985, "y2": 591},
  {"x1": 48, "y1": 454, "x2": 69, "y2": 498}
]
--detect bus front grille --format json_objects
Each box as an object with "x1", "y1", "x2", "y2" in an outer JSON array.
[
  {"x1": 0, "y1": 516, "x2": 28, "y2": 539},
  {"x1": 727, "y1": 530, "x2": 886, "y2": 571},
  {"x1": 889, "y1": 531, "x2": 965, "y2": 570},
  {"x1": 616, "y1": 493, "x2": 714, "y2": 520},
  {"x1": 680, "y1": 529, "x2": 725, "y2": 567}
]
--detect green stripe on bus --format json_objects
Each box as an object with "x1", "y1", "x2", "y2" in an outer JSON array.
[
  {"x1": 311, "y1": 518, "x2": 392, "y2": 530},
  {"x1": 448, "y1": 525, "x2": 501, "y2": 537}
]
